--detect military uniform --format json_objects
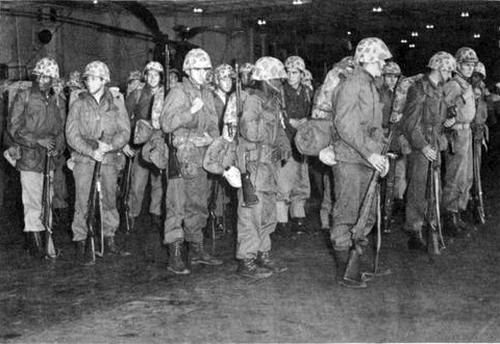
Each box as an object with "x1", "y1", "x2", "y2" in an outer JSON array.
[
  {"x1": 66, "y1": 87, "x2": 130, "y2": 242},
  {"x1": 126, "y1": 84, "x2": 164, "y2": 221}
]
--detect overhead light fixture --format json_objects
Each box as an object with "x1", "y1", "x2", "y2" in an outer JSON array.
[
  {"x1": 292, "y1": 0, "x2": 303, "y2": 4},
  {"x1": 411, "y1": 31, "x2": 419, "y2": 37},
  {"x1": 372, "y1": 6, "x2": 382, "y2": 13},
  {"x1": 426, "y1": 24, "x2": 434, "y2": 29},
  {"x1": 193, "y1": 7, "x2": 203, "y2": 13},
  {"x1": 461, "y1": 11, "x2": 469, "y2": 18},
  {"x1": 400, "y1": 39, "x2": 408, "y2": 44},
  {"x1": 347, "y1": 31, "x2": 352, "y2": 35},
  {"x1": 409, "y1": 43, "x2": 416, "y2": 48},
  {"x1": 257, "y1": 19, "x2": 266, "y2": 26},
  {"x1": 92, "y1": 0, "x2": 98, "y2": 4},
  {"x1": 474, "y1": 33, "x2": 481, "y2": 39}
]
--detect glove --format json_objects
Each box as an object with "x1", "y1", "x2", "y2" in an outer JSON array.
[{"x1": 318, "y1": 145, "x2": 336, "y2": 166}]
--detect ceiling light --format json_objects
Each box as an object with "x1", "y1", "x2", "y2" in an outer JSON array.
[
  {"x1": 92, "y1": 0, "x2": 98, "y2": 4},
  {"x1": 409, "y1": 44, "x2": 415, "y2": 48},
  {"x1": 257, "y1": 19, "x2": 266, "y2": 26},
  {"x1": 372, "y1": 6, "x2": 382, "y2": 13},
  {"x1": 411, "y1": 31, "x2": 419, "y2": 37},
  {"x1": 461, "y1": 11, "x2": 469, "y2": 18},
  {"x1": 474, "y1": 33, "x2": 481, "y2": 39},
  {"x1": 292, "y1": 0, "x2": 303, "y2": 4},
  {"x1": 193, "y1": 7, "x2": 203, "y2": 13},
  {"x1": 426, "y1": 24, "x2": 434, "y2": 29},
  {"x1": 400, "y1": 39, "x2": 408, "y2": 44},
  {"x1": 347, "y1": 31, "x2": 352, "y2": 35}
]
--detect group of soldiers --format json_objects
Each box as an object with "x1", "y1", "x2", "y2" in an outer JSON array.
[{"x1": 4, "y1": 35, "x2": 491, "y2": 287}]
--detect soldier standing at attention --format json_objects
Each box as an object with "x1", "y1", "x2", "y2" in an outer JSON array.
[
  {"x1": 442, "y1": 47, "x2": 479, "y2": 236},
  {"x1": 331, "y1": 38, "x2": 392, "y2": 288},
  {"x1": 160, "y1": 48, "x2": 223, "y2": 275},
  {"x1": 66, "y1": 61, "x2": 131, "y2": 263}
]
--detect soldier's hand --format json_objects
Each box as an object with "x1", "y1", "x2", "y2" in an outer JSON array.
[
  {"x1": 190, "y1": 97, "x2": 204, "y2": 114},
  {"x1": 367, "y1": 153, "x2": 387, "y2": 173},
  {"x1": 98, "y1": 141, "x2": 113, "y2": 153},
  {"x1": 422, "y1": 145, "x2": 437, "y2": 161},
  {"x1": 443, "y1": 117, "x2": 456, "y2": 128},
  {"x1": 37, "y1": 138, "x2": 56, "y2": 151},
  {"x1": 92, "y1": 149, "x2": 104, "y2": 162},
  {"x1": 122, "y1": 144, "x2": 135, "y2": 157}
]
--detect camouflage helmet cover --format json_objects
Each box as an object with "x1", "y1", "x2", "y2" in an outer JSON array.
[
  {"x1": 183, "y1": 48, "x2": 212, "y2": 72},
  {"x1": 455, "y1": 47, "x2": 479, "y2": 64},
  {"x1": 383, "y1": 61, "x2": 401, "y2": 75},
  {"x1": 427, "y1": 51, "x2": 456, "y2": 72},
  {"x1": 303, "y1": 69, "x2": 313, "y2": 82},
  {"x1": 252, "y1": 56, "x2": 288, "y2": 81},
  {"x1": 33, "y1": 57, "x2": 59, "y2": 79},
  {"x1": 214, "y1": 64, "x2": 235, "y2": 80},
  {"x1": 127, "y1": 70, "x2": 142, "y2": 82},
  {"x1": 144, "y1": 61, "x2": 164, "y2": 75},
  {"x1": 474, "y1": 61, "x2": 486, "y2": 78},
  {"x1": 354, "y1": 37, "x2": 392, "y2": 64},
  {"x1": 285, "y1": 56, "x2": 306, "y2": 72},
  {"x1": 83, "y1": 61, "x2": 110, "y2": 83}
]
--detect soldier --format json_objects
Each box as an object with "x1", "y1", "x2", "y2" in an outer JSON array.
[
  {"x1": 168, "y1": 68, "x2": 181, "y2": 87},
  {"x1": 312, "y1": 56, "x2": 355, "y2": 231},
  {"x1": 7, "y1": 57, "x2": 66, "y2": 257},
  {"x1": 401, "y1": 52, "x2": 456, "y2": 250},
  {"x1": 126, "y1": 70, "x2": 143, "y2": 98},
  {"x1": 123, "y1": 61, "x2": 165, "y2": 231},
  {"x1": 276, "y1": 56, "x2": 312, "y2": 234},
  {"x1": 442, "y1": 47, "x2": 479, "y2": 236},
  {"x1": 239, "y1": 62, "x2": 255, "y2": 89},
  {"x1": 331, "y1": 38, "x2": 391, "y2": 288},
  {"x1": 210, "y1": 64, "x2": 235, "y2": 230},
  {"x1": 66, "y1": 61, "x2": 131, "y2": 263},
  {"x1": 235, "y1": 56, "x2": 291, "y2": 279},
  {"x1": 160, "y1": 48, "x2": 223, "y2": 275},
  {"x1": 379, "y1": 61, "x2": 405, "y2": 228}
]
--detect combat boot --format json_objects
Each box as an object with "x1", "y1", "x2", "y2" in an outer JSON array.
[
  {"x1": 443, "y1": 212, "x2": 467, "y2": 238},
  {"x1": 167, "y1": 240, "x2": 190, "y2": 275},
  {"x1": 237, "y1": 258, "x2": 273, "y2": 279},
  {"x1": 75, "y1": 240, "x2": 94, "y2": 266},
  {"x1": 189, "y1": 242, "x2": 223, "y2": 265},
  {"x1": 408, "y1": 229, "x2": 427, "y2": 252},
  {"x1": 291, "y1": 217, "x2": 309, "y2": 234},
  {"x1": 256, "y1": 251, "x2": 288, "y2": 273},
  {"x1": 104, "y1": 236, "x2": 131, "y2": 257},
  {"x1": 150, "y1": 214, "x2": 162, "y2": 231},
  {"x1": 341, "y1": 247, "x2": 367, "y2": 289},
  {"x1": 274, "y1": 222, "x2": 291, "y2": 237},
  {"x1": 28, "y1": 231, "x2": 44, "y2": 258},
  {"x1": 457, "y1": 211, "x2": 477, "y2": 233},
  {"x1": 333, "y1": 249, "x2": 349, "y2": 282}
]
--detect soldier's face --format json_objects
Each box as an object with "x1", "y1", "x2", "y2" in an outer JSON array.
[
  {"x1": 287, "y1": 68, "x2": 301, "y2": 87},
  {"x1": 146, "y1": 70, "x2": 160, "y2": 88},
  {"x1": 459, "y1": 62, "x2": 475, "y2": 78},
  {"x1": 383, "y1": 74, "x2": 399, "y2": 90},
  {"x1": 127, "y1": 79, "x2": 140, "y2": 94},
  {"x1": 188, "y1": 68, "x2": 209, "y2": 86},
  {"x1": 169, "y1": 72, "x2": 179, "y2": 85},
  {"x1": 86, "y1": 75, "x2": 106, "y2": 95},
  {"x1": 439, "y1": 69, "x2": 452, "y2": 82},
  {"x1": 38, "y1": 75, "x2": 52, "y2": 91},
  {"x1": 217, "y1": 76, "x2": 232, "y2": 93}
]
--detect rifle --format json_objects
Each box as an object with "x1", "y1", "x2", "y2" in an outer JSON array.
[
  {"x1": 425, "y1": 159, "x2": 446, "y2": 255},
  {"x1": 41, "y1": 149, "x2": 57, "y2": 259},
  {"x1": 86, "y1": 159, "x2": 104, "y2": 263},
  {"x1": 120, "y1": 155, "x2": 134, "y2": 234},
  {"x1": 235, "y1": 63, "x2": 259, "y2": 207},
  {"x1": 164, "y1": 43, "x2": 182, "y2": 179},
  {"x1": 472, "y1": 128, "x2": 486, "y2": 224}
]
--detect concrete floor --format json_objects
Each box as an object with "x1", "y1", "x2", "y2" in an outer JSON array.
[{"x1": 1, "y1": 164, "x2": 500, "y2": 343}]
